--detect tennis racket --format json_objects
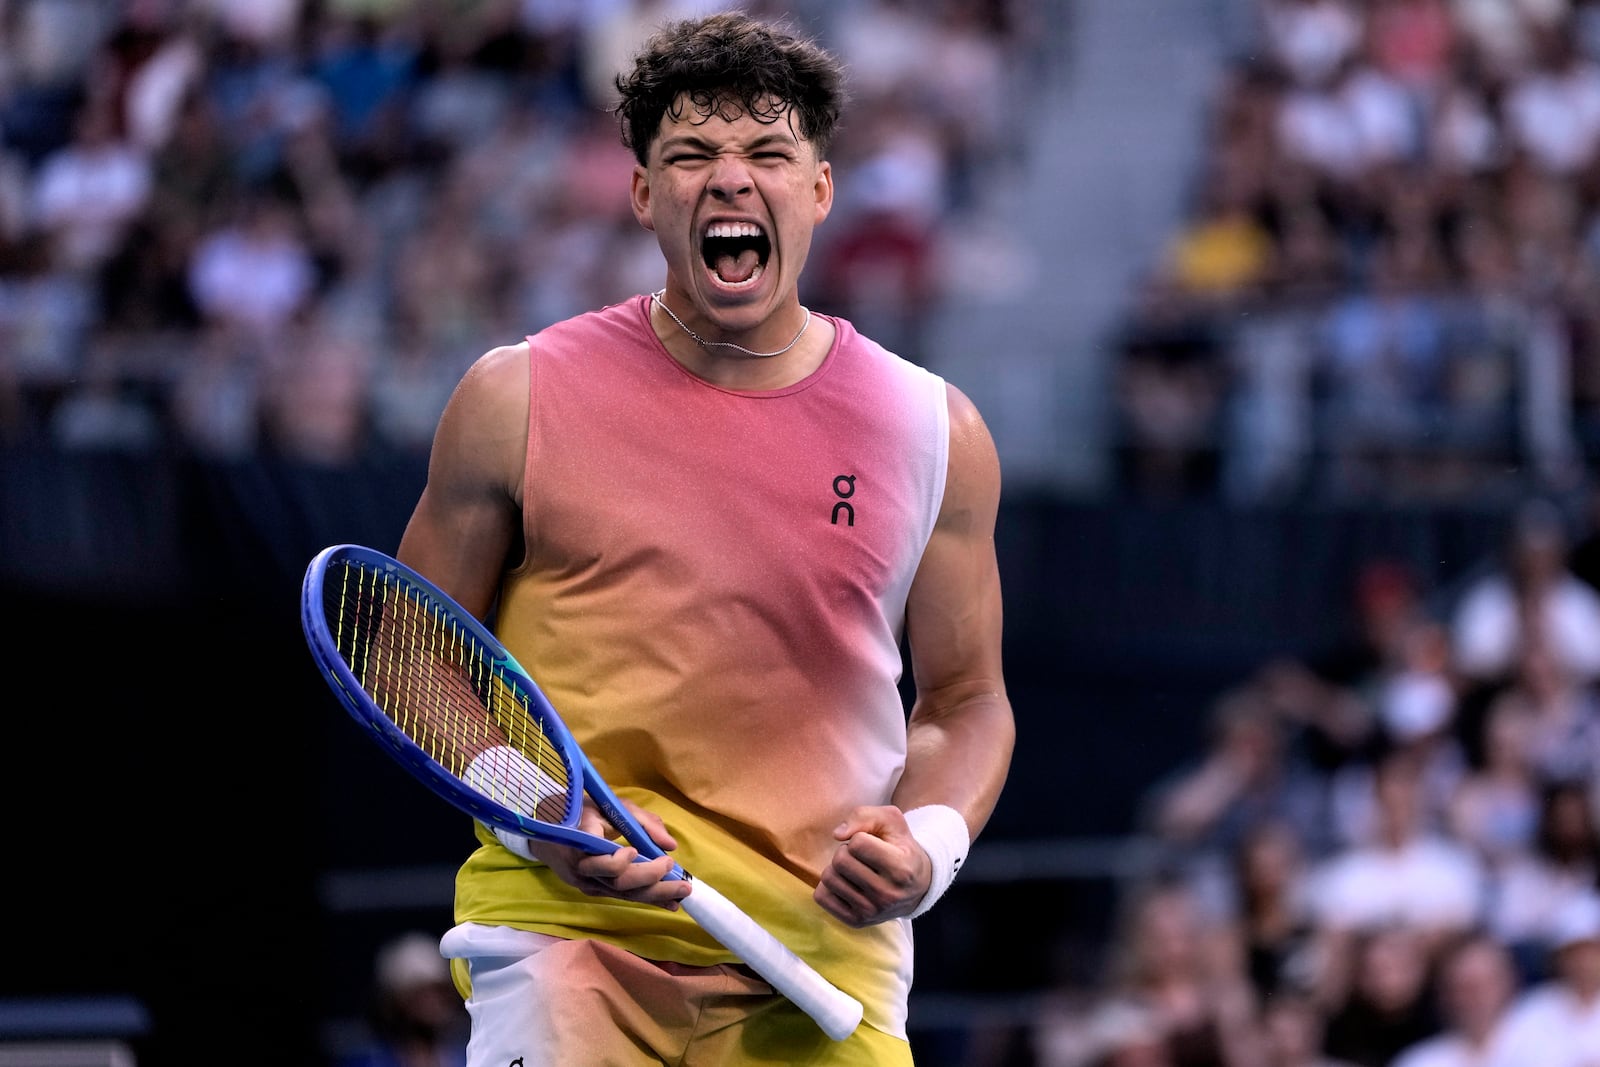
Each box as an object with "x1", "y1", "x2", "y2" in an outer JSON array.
[{"x1": 300, "y1": 543, "x2": 863, "y2": 1041}]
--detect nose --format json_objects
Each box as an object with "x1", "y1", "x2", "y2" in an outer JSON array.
[{"x1": 707, "y1": 156, "x2": 753, "y2": 200}]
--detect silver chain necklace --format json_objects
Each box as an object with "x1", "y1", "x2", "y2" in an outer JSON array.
[{"x1": 651, "y1": 289, "x2": 811, "y2": 359}]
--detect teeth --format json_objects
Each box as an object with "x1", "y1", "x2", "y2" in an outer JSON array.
[{"x1": 705, "y1": 222, "x2": 763, "y2": 239}]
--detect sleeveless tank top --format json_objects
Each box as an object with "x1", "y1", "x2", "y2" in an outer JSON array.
[{"x1": 454, "y1": 294, "x2": 949, "y2": 1037}]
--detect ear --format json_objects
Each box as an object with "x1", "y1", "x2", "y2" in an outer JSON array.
[
  {"x1": 813, "y1": 160, "x2": 834, "y2": 225},
  {"x1": 630, "y1": 164, "x2": 655, "y2": 232}
]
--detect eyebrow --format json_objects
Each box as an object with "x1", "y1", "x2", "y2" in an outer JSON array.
[{"x1": 658, "y1": 130, "x2": 800, "y2": 154}]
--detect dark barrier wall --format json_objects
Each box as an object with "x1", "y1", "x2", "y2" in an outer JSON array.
[{"x1": 0, "y1": 447, "x2": 1513, "y2": 1064}]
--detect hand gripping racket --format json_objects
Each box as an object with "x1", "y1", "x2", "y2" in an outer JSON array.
[{"x1": 300, "y1": 544, "x2": 863, "y2": 1041}]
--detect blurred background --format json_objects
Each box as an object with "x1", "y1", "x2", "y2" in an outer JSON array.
[{"x1": 8, "y1": 0, "x2": 1600, "y2": 1064}]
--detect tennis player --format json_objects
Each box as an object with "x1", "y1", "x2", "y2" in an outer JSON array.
[{"x1": 395, "y1": 11, "x2": 1015, "y2": 1064}]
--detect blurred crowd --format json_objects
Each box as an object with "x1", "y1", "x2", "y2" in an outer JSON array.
[
  {"x1": 1010, "y1": 488, "x2": 1600, "y2": 1066},
  {"x1": 1116, "y1": 0, "x2": 1600, "y2": 505},
  {"x1": 331, "y1": 930, "x2": 468, "y2": 1067},
  {"x1": 0, "y1": 0, "x2": 1035, "y2": 462},
  {"x1": 1062, "y1": 5, "x2": 1600, "y2": 1061}
]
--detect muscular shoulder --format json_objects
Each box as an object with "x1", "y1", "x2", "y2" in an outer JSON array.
[
  {"x1": 432, "y1": 341, "x2": 531, "y2": 497},
  {"x1": 454, "y1": 342, "x2": 530, "y2": 422},
  {"x1": 940, "y1": 382, "x2": 1001, "y2": 531}
]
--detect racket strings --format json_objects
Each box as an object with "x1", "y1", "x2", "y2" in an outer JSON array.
[{"x1": 326, "y1": 560, "x2": 577, "y2": 822}]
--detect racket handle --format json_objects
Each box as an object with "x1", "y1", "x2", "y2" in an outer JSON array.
[{"x1": 679, "y1": 880, "x2": 864, "y2": 1041}]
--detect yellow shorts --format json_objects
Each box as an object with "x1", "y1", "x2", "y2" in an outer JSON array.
[{"x1": 441, "y1": 923, "x2": 912, "y2": 1066}]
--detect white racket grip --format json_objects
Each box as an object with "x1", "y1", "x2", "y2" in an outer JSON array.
[{"x1": 679, "y1": 880, "x2": 864, "y2": 1041}]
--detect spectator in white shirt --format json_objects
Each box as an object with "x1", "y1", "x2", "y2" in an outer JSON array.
[
  {"x1": 186, "y1": 188, "x2": 316, "y2": 349},
  {"x1": 30, "y1": 100, "x2": 151, "y2": 274},
  {"x1": 1309, "y1": 745, "x2": 1488, "y2": 954},
  {"x1": 1497, "y1": 890, "x2": 1600, "y2": 1065},
  {"x1": 1391, "y1": 932, "x2": 1536, "y2": 1067},
  {"x1": 1451, "y1": 498, "x2": 1600, "y2": 689}
]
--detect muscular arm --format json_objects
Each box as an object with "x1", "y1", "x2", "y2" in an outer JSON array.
[
  {"x1": 816, "y1": 383, "x2": 1016, "y2": 925},
  {"x1": 396, "y1": 343, "x2": 529, "y2": 617},
  {"x1": 397, "y1": 341, "x2": 688, "y2": 906},
  {"x1": 896, "y1": 384, "x2": 1014, "y2": 827}
]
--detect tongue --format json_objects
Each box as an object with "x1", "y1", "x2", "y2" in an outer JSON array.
[{"x1": 714, "y1": 249, "x2": 760, "y2": 284}]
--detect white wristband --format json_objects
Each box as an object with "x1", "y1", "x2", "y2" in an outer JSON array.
[
  {"x1": 463, "y1": 746, "x2": 560, "y2": 861},
  {"x1": 904, "y1": 805, "x2": 969, "y2": 919}
]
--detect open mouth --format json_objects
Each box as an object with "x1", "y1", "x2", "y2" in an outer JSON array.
[{"x1": 703, "y1": 222, "x2": 770, "y2": 286}]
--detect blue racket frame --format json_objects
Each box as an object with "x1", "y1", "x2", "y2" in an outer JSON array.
[{"x1": 301, "y1": 542, "x2": 679, "y2": 871}]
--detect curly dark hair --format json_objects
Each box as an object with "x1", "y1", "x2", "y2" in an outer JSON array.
[{"x1": 612, "y1": 11, "x2": 846, "y2": 165}]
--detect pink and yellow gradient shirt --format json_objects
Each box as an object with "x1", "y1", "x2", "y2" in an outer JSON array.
[{"x1": 453, "y1": 294, "x2": 950, "y2": 1038}]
